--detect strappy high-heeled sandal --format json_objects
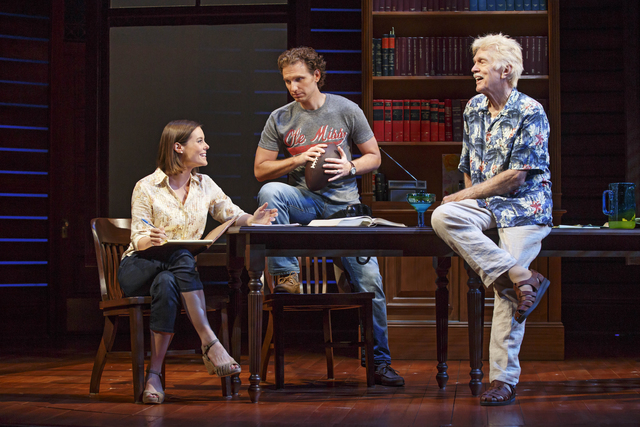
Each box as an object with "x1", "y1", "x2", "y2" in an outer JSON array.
[
  {"x1": 201, "y1": 339, "x2": 242, "y2": 378},
  {"x1": 142, "y1": 368, "x2": 165, "y2": 404}
]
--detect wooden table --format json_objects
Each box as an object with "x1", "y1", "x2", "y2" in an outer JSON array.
[{"x1": 223, "y1": 226, "x2": 640, "y2": 403}]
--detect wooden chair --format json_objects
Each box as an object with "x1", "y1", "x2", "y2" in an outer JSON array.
[
  {"x1": 260, "y1": 257, "x2": 375, "y2": 389},
  {"x1": 89, "y1": 218, "x2": 233, "y2": 403}
]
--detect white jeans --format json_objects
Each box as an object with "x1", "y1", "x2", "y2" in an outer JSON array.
[{"x1": 431, "y1": 199, "x2": 551, "y2": 385}]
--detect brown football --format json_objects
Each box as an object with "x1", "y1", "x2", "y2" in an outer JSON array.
[{"x1": 304, "y1": 144, "x2": 341, "y2": 191}]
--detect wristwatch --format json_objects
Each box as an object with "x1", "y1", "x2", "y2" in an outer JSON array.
[{"x1": 348, "y1": 161, "x2": 357, "y2": 176}]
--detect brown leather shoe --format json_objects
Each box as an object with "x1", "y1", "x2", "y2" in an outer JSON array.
[
  {"x1": 514, "y1": 270, "x2": 550, "y2": 323},
  {"x1": 274, "y1": 272, "x2": 301, "y2": 294},
  {"x1": 480, "y1": 380, "x2": 516, "y2": 406}
]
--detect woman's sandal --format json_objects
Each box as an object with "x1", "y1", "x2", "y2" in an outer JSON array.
[
  {"x1": 480, "y1": 380, "x2": 516, "y2": 406},
  {"x1": 514, "y1": 270, "x2": 550, "y2": 324},
  {"x1": 142, "y1": 368, "x2": 165, "y2": 404},
  {"x1": 202, "y1": 339, "x2": 241, "y2": 378}
]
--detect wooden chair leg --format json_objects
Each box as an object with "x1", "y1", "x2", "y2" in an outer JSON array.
[
  {"x1": 272, "y1": 304, "x2": 285, "y2": 389},
  {"x1": 90, "y1": 314, "x2": 119, "y2": 395},
  {"x1": 322, "y1": 309, "x2": 335, "y2": 379},
  {"x1": 260, "y1": 312, "x2": 274, "y2": 383},
  {"x1": 361, "y1": 299, "x2": 375, "y2": 387},
  {"x1": 217, "y1": 307, "x2": 232, "y2": 397},
  {"x1": 129, "y1": 305, "x2": 146, "y2": 403}
]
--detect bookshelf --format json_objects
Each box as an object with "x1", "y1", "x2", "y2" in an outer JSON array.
[
  {"x1": 360, "y1": 0, "x2": 564, "y2": 360},
  {"x1": 361, "y1": 0, "x2": 562, "y2": 226}
]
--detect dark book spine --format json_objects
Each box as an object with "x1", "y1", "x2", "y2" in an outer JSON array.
[
  {"x1": 539, "y1": 0, "x2": 546, "y2": 10},
  {"x1": 421, "y1": 0, "x2": 428, "y2": 11},
  {"x1": 412, "y1": 37, "x2": 419, "y2": 76},
  {"x1": 373, "y1": 38, "x2": 382, "y2": 76},
  {"x1": 463, "y1": 0, "x2": 470, "y2": 10},
  {"x1": 390, "y1": 0, "x2": 398, "y2": 11},
  {"x1": 420, "y1": 99, "x2": 431, "y2": 142},
  {"x1": 423, "y1": 37, "x2": 430, "y2": 76},
  {"x1": 452, "y1": 99, "x2": 463, "y2": 142},
  {"x1": 396, "y1": 37, "x2": 404, "y2": 76},
  {"x1": 410, "y1": 99, "x2": 421, "y2": 142},
  {"x1": 470, "y1": 0, "x2": 478, "y2": 10},
  {"x1": 438, "y1": 101, "x2": 445, "y2": 142},
  {"x1": 514, "y1": 0, "x2": 523, "y2": 10},
  {"x1": 382, "y1": 34, "x2": 390, "y2": 76},
  {"x1": 392, "y1": 100, "x2": 404, "y2": 142},
  {"x1": 444, "y1": 99, "x2": 453, "y2": 141},
  {"x1": 430, "y1": 99, "x2": 439, "y2": 141},
  {"x1": 403, "y1": 99, "x2": 411, "y2": 142},
  {"x1": 535, "y1": 36, "x2": 542, "y2": 75},
  {"x1": 389, "y1": 33, "x2": 396, "y2": 77},
  {"x1": 523, "y1": 0, "x2": 531, "y2": 10},
  {"x1": 541, "y1": 36, "x2": 548, "y2": 75},
  {"x1": 478, "y1": 0, "x2": 486, "y2": 10},
  {"x1": 418, "y1": 37, "x2": 425, "y2": 76},
  {"x1": 531, "y1": 0, "x2": 539, "y2": 10},
  {"x1": 384, "y1": 99, "x2": 393, "y2": 142},
  {"x1": 429, "y1": 37, "x2": 437, "y2": 76},
  {"x1": 486, "y1": 0, "x2": 496, "y2": 11},
  {"x1": 373, "y1": 0, "x2": 380, "y2": 11},
  {"x1": 373, "y1": 99, "x2": 385, "y2": 142},
  {"x1": 437, "y1": 37, "x2": 445, "y2": 76},
  {"x1": 496, "y1": 0, "x2": 506, "y2": 10},
  {"x1": 506, "y1": 0, "x2": 514, "y2": 10}
]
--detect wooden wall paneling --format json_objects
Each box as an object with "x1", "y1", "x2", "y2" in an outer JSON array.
[{"x1": 623, "y1": 0, "x2": 640, "y2": 212}]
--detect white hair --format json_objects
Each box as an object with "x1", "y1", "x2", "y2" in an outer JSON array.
[{"x1": 472, "y1": 33, "x2": 523, "y2": 87}]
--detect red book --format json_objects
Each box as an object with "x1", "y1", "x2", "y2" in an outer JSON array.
[
  {"x1": 403, "y1": 99, "x2": 411, "y2": 142},
  {"x1": 438, "y1": 101, "x2": 445, "y2": 142},
  {"x1": 392, "y1": 100, "x2": 404, "y2": 142},
  {"x1": 384, "y1": 99, "x2": 393, "y2": 142},
  {"x1": 430, "y1": 99, "x2": 439, "y2": 142},
  {"x1": 373, "y1": 99, "x2": 385, "y2": 142},
  {"x1": 410, "y1": 99, "x2": 421, "y2": 142},
  {"x1": 420, "y1": 99, "x2": 430, "y2": 142},
  {"x1": 444, "y1": 99, "x2": 453, "y2": 141}
]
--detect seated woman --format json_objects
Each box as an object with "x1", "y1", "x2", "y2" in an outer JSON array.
[{"x1": 118, "y1": 119, "x2": 277, "y2": 404}]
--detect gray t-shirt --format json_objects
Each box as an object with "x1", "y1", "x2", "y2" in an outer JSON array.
[{"x1": 258, "y1": 93, "x2": 374, "y2": 204}]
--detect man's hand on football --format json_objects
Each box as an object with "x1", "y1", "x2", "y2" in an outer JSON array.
[{"x1": 326, "y1": 146, "x2": 351, "y2": 181}]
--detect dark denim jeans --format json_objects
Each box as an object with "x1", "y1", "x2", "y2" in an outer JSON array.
[
  {"x1": 257, "y1": 182, "x2": 392, "y2": 364},
  {"x1": 118, "y1": 249, "x2": 202, "y2": 333}
]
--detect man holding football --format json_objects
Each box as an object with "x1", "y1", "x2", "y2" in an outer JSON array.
[{"x1": 254, "y1": 46, "x2": 404, "y2": 387}]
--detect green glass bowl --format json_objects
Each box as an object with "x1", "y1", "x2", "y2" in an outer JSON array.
[{"x1": 406, "y1": 192, "x2": 436, "y2": 205}]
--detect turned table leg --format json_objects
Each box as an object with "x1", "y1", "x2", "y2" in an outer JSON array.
[
  {"x1": 434, "y1": 256, "x2": 451, "y2": 389},
  {"x1": 464, "y1": 263, "x2": 485, "y2": 396}
]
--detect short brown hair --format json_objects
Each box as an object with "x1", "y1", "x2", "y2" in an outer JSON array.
[
  {"x1": 277, "y1": 46, "x2": 327, "y2": 89},
  {"x1": 156, "y1": 120, "x2": 202, "y2": 176}
]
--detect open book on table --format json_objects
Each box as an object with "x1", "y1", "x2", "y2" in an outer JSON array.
[
  {"x1": 307, "y1": 216, "x2": 406, "y2": 228},
  {"x1": 137, "y1": 215, "x2": 239, "y2": 258}
]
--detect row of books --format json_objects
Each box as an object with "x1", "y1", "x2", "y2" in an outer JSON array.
[
  {"x1": 373, "y1": 0, "x2": 547, "y2": 11},
  {"x1": 372, "y1": 99, "x2": 467, "y2": 143},
  {"x1": 373, "y1": 35, "x2": 548, "y2": 77}
]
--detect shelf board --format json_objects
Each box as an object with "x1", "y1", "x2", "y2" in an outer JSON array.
[
  {"x1": 378, "y1": 141, "x2": 462, "y2": 146},
  {"x1": 373, "y1": 11, "x2": 548, "y2": 17}
]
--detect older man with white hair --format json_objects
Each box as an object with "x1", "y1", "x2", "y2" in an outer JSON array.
[{"x1": 431, "y1": 33, "x2": 553, "y2": 406}]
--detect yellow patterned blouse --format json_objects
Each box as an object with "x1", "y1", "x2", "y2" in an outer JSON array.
[{"x1": 122, "y1": 168, "x2": 246, "y2": 258}]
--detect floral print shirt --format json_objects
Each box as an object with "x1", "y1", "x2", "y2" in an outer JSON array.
[
  {"x1": 459, "y1": 88, "x2": 553, "y2": 228},
  {"x1": 122, "y1": 168, "x2": 245, "y2": 258}
]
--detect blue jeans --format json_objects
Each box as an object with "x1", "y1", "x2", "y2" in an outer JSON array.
[
  {"x1": 118, "y1": 249, "x2": 203, "y2": 333},
  {"x1": 258, "y1": 182, "x2": 392, "y2": 364}
]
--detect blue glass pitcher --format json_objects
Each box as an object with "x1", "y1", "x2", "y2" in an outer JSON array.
[{"x1": 602, "y1": 182, "x2": 636, "y2": 229}]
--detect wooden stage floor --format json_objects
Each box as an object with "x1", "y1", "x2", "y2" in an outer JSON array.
[{"x1": 1, "y1": 338, "x2": 639, "y2": 427}]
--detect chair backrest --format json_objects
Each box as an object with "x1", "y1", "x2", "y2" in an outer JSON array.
[
  {"x1": 91, "y1": 218, "x2": 132, "y2": 301},
  {"x1": 265, "y1": 257, "x2": 351, "y2": 294}
]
